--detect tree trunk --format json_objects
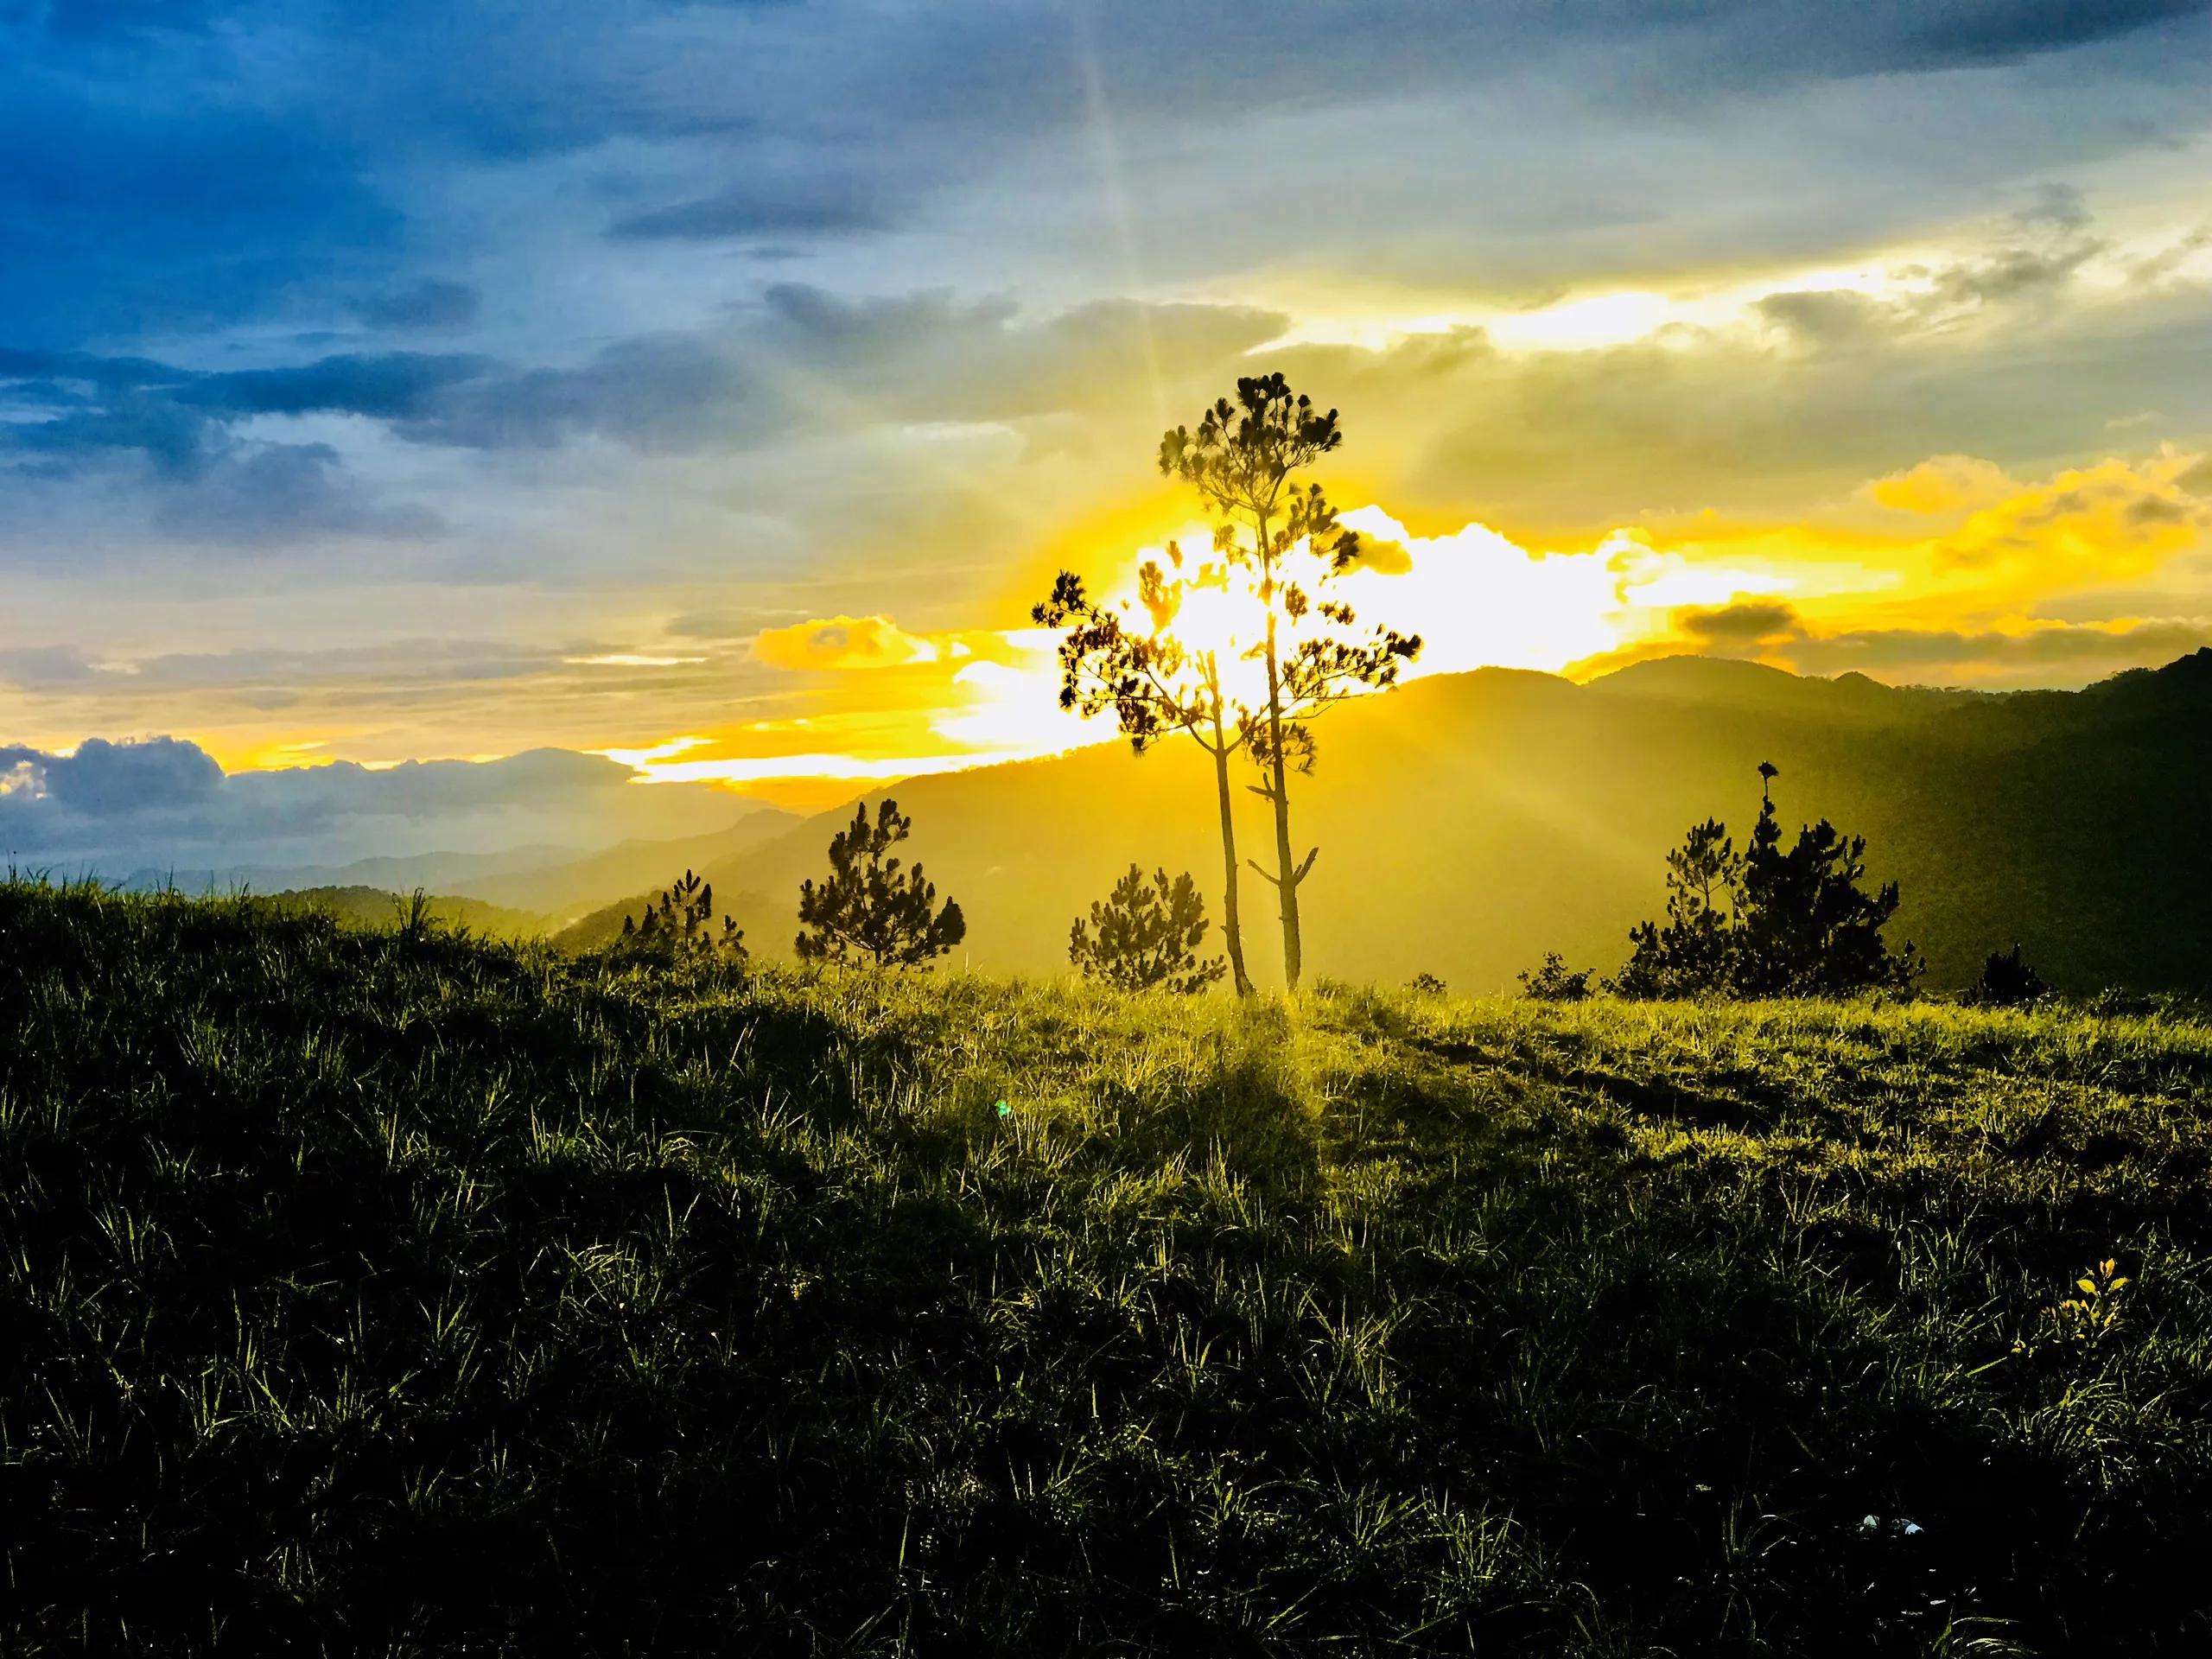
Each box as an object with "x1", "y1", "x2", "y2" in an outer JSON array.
[
  {"x1": 1263, "y1": 605, "x2": 1302, "y2": 990},
  {"x1": 1210, "y1": 730, "x2": 1253, "y2": 997}
]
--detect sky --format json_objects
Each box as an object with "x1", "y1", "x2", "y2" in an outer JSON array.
[{"x1": 4, "y1": 0, "x2": 2212, "y2": 861}]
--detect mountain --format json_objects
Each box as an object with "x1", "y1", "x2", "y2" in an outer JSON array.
[
  {"x1": 424, "y1": 809, "x2": 806, "y2": 922},
  {"x1": 116, "y1": 810, "x2": 805, "y2": 928},
  {"x1": 569, "y1": 649, "x2": 2212, "y2": 995},
  {"x1": 120, "y1": 843, "x2": 593, "y2": 899}
]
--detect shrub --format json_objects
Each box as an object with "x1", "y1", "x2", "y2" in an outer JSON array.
[
  {"x1": 1972, "y1": 943, "x2": 2049, "y2": 1007},
  {"x1": 1517, "y1": 952, "x2": 1592, "y2": 1001},
  {"x1": 615, "y1": 869, "x2": 747, "y2": 964},
  {"x1": 1068, "y1": 864, "x2": 1226, "y2": 994}
]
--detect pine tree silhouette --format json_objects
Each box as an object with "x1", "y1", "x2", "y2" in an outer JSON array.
[
  {"x1": 615, "y1": 869, "x2": 747, "y2": 964},
  {"x1": 795, "y1": 799, "x2": 966, "y2": 969},
  {"x1": 1612, "y1": 762, "x2": 1922, "y2": 998},
  {"x1": 1972, "y1": 944, "x2": 2049, "y2": 1006},
  {"x1": 1158, "y1": 374, "x2": 1421, "y2": 990},
  {"x1": 1735, "y1": 765, "x2": 1921, "y2": 995},
  {"x1": 1067, "y1": 865, "x2": 1226, "y2": 994}
]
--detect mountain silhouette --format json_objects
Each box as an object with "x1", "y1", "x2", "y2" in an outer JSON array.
[{"x1": 556, "y1": 649, "x2": 2212, "y2": 994}]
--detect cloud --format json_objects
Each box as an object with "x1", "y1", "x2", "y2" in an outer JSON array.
[
  {"x1": 1867, "y1": 455, "x2": 2018, "y2": 514},
  {"x1": 380, "y1": 289, "x2": 1281, "y2": 454},
  {"x1": 1931, "y1": 456, "x2": 2207, "y2": 587},
  {"x1": 152, "y1": 443, "x2": 443, "y2": 543},
  {"x1": 1903, "y1": 0, "x2": 2209, "y2": 65},
  {"x1": 0, "y1": 735, "x2": 223, "y2": 817},
  {"x1": 352, "y1": 279, "x2": 480, "y2": 332},
  {"x1": 1785, "y1": 618, "x2": 2212, "y2": 681},
  {"x1": 0, "y1": 646, "x2": 114, "y2": 689},
  {"x1": 1677, "y1": 600, "x2": 1801, "y2": 648},
  {"x1": 0, "y1": 735, "x2": 755, "y2": 873},
  {"x1": 753, "y1": 614, "x2": 937, "y2": 671},
  {"x1": 186, "y1": 353, "x2": 492, "y2": 422},
  {"x1": 0, "y1": 350, "x2": 462, "y2": 541},
  {"x1": 608, "y1": 179, "x2": 889, "y2": 241}
]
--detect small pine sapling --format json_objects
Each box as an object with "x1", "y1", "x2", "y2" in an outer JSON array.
[
  {"x1": 796, "y1": 798, "x2": 966, "y2": 969},
  {"x1": 616, "y1": 869, "x2": 747, "y2": 964},
  {"x1": 1067, "y1": 864, "x2": 1227, "y2": 994},
  {"x1": 1517, "y1": 952, "x2": 1593, "y2": 1001},
  {"x1": 1973, "y1": 944, "x2": 2049, "y2": 1007}
]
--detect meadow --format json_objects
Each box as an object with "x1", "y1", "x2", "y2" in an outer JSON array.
[{"x1": 4, "y1": 880, "x2": 2210, "y2": 1654}]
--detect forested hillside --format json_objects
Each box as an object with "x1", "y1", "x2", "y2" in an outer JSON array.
[{"x1": 569, "y1": 650, "x2": 2212, "y2": 993}]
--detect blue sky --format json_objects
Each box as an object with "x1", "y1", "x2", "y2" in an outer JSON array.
[{"x1": 4, "y1": 0, "x2": 2212, "y2": 857}]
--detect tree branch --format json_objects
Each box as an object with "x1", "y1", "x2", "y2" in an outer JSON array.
[
  {"x1": 1291, "y1": 847, "x2": 1319, "y2": 887},
  {"x1": 1245, "y1": 858, "x2": 1282, "y2": 887}
]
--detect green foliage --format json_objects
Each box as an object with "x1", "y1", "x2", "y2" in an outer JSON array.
[
  {"x1": 1067, "y1": 864, "x2": 1226, "y2": 994},
  {"x1": 9, "y1": 880, "x2": 2212, "y2": 1653},
  {"x1": 796, "y1": 798, "x2": 965, "y2": 969},
  {"x1": 1974, "y1": 944, "x2": 2050, "y2": 1007},
  {"x1": 616, "y1": 868, "x2": 747, "y2": 964},
  {"x1": 1612, "y1": 764, "x2": 1923, "y2": 998},
  {"x1": 1517, "y1": 951, "x2": 1592, "y2": 1001}
]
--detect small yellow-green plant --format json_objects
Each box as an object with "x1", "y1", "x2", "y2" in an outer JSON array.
[{"x1": 2051, "y1": 1256, "x2": 2131, "y2": 1347}]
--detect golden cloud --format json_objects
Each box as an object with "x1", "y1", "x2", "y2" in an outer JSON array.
[
  {"x1": 1866, "y1": 454, "x2": 2015, "y2": 514},
  {"x1": 752, "y1": 615, "x2": 938, "y2": 672},
  {"x1": 1930, "y1": 455, "x2": 2206, "y2": 592}
]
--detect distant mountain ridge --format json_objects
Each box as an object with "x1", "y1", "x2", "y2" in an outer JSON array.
[
  {"x1": 128, "y1": 809, "x2": 805, "y2": 930},
  {"x1": 563, "y1": 650, "x2": 2212, "y2": 994}
]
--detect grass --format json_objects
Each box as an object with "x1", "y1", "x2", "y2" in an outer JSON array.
[{"x1": 3, "y1": 880, "x2": 2210, "y2": 1654}]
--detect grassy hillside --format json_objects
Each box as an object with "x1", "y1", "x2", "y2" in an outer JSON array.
[
  {"x1": 622, "y1": 649, "x2": 2212, "y2": 994},
  {"x1": 7, "y1": 881, "x2": 2212, "y2": 1653},
  {"x1": 270, "y1": 884, "x2": 552, "y2": 939}
]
